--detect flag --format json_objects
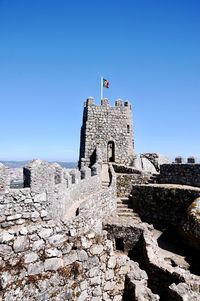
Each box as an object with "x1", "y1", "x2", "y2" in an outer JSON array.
[{"x1": 103, "y1": 78, "x2": 109, "y2": 88}]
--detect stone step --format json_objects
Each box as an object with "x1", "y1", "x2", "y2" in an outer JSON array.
[
  {"x1": 117, "y1": 203, "x2": 133, "y2": 208},
  {"x1": 117, "y1": 203, "x2": 133, "y2": 209},
  {"x1": 118, "y1": 208, "x2": 134, "y2": 213},
  {"x1": 119, "y1": 199, "x2": 131, "y2": 205},
  {"x1": 118, "y1": 209, "x2": 139, "y2": 215},
  {"x1": 119, "y1": 202, "x2": 132, "y2": 207},
  {"x1": 118, "y1": 212, "x2": 138, "y2": 217},
  {"x1": 121, "y1": 197, "x2": 129, "y2": 201}
]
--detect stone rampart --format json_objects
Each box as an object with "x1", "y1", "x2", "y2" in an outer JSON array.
[
  {"x1": 112, "y1": 163, "x2": 151, "y2": 197},
  {"x1": 130, "y1": 184, "x2": 200, "y2": 229},
  {"x1": 130, "y1": 184, "x2": 200, "y2": 251},
  {"x1": 0, "y1": 160, "x2": 102, "y2": 228},
  {"x1": 58, "y1": 163, "x2": 117, "y2": 239},
  {"x1": 159, "y1": 164, "x2": 200, "y2": 187},
  {"x1": 0, "y1": 162, "x2": 121, "y2": 300}
]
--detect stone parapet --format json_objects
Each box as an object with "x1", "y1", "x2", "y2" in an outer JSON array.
[
  {"x1": 130, "y1": 183, "x2": 200, "y2": 252},
  {"x1": 23, "y1": 159, "x2": 55, "y2": 194},
  {"x1": 159, "y1": 164, "x2": 200, "y2": 187},
  {"x1": 130, "y1": 184, "x2": 200, "y2": 229},
  {"x1": 0, "y1": 160, "x2": 102, "y2": 228},
  {"x1": 0, "y1": 188, "x2": 50, "y2": 228}
]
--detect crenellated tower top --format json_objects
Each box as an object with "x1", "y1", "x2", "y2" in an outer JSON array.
[{"x1": 79, "y1": 97, "x2": 134, "y2": 168}]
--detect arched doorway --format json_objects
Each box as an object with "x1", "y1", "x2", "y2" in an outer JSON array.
[{"x1": 107, "y1": 141, "x2": 115, "y2": 162}]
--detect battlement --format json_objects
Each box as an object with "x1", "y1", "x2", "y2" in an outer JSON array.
[
  {"x1": 174, "y1": 156, "x2": 197, "y2": 164},
  {"x1": 0, "y1": 159, "x2": 103, "y2": 228},
  {"x1": 85, "y1": 97, "x2": 131, "y2": 109}
]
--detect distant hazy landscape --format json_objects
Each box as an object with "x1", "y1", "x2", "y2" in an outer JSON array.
[{"x1": 0, "y1": 161, "x2": 78, "y2": 169}]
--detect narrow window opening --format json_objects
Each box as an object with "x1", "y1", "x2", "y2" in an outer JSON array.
[
  {"x1": 127, "y1": 125, "x2": 130, "y2": 133},
  {"x1": 107, "y1": 141, "x2": 115, "y2": 162},
  {"x1": 115, "y1": 238, "x2": 124, "y2": 251}
]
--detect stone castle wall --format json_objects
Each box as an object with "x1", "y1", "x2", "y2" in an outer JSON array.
[
  {"x1": 1, "y1": 95, "x2": 200, "y2": 300},
  {"x1": 0, "y1": 160, "x2": 104, "y2": 229},
  {"x1": 130, "y1": 183, "x2": 200, "y2": 250},
  {"x1": 79, "y1": 98, "x2": 134, "y2": 167},
  {"x1": 112, "y1": 163, "x2": 151, "y2": 197},
  {"x1": 0, "y1": 220, "x2": 130, "y2": 301},
  {"x1": 159, "y1": 164, "x2": 200, "y2": 187},
  {"x1": 0, "y1": 162, "x2": 127, "y2": 301},
  {"x1": 130, "y1": 184, "x2": 200, "y2": 229}
]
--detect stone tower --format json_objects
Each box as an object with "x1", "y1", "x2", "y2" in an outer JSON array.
[{"x1": 78, "y1": 97, "x2": 134, "y2": 168}]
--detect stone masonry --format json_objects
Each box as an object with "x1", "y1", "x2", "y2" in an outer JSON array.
[
  {"x1": 78, "y1": 97, "x2": 134, "y2": 168},
  {"x1": 1, "y1": 97, "x2": 200, "y2": 300}
]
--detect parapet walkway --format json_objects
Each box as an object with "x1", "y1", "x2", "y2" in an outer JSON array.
[{"x1": 65, "y1": 164, "x2": 111, "y2": 220}]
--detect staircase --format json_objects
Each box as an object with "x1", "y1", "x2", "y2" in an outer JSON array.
[{"x1": 117, "y1": 196, "x2": 140, "y2": 221}]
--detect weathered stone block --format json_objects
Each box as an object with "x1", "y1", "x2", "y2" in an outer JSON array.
[
  {"x1": 7, "y1": 214, "x2": 22, "y2": 221},
  {"x1": 13, "y1": 236, "x2": 29, "y2": 253},
  {"x1": 38, "y1": 228, "x2": 53, "y2": 239},
  {"x1": 45, "y1": 248, "x2": 61, "y2": 258},
  {"x1": 44, "y1": 258, "x2": 63, "y2": 271},
  {"x1": 24, "y1": 252, "x2": 38, "y2": 264},
  {"x1": 48, "y1": 234, "x2": 66, "y2": 246},
  {"x1": 0, "y1": 244, "x2": 12, "y2": 257},
  {"x1": 28, "y1": 261, "x2": 44, "y2": 275},
  {"x1": 0, "y1": 232, "x2": 14, "y2": 243},
  {"x1": 0, "y1": 272, "x2": 12, "y2": 289},
  {"x1": 63, "y1": 250, "x2": 78, "y2": 265},
  {"x1": 90, "y1": 244, "x2": 104, "y2": 255},
  {"x1": 32, "y1": 239, "x2": 45, "y2": 251}
]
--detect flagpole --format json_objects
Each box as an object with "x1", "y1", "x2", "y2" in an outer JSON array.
[{"x1": 101, "y1": 76, "x2": 103, "y2": 100}]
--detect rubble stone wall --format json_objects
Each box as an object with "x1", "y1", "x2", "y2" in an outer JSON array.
[
  {"x1": 116, "y1": 174, "x2": 150, "y2": 197},
  {"x1": 0, "y1": 188, "x2": 49, "y2": 228},
  {"x1": 0, "y1": 219, "x2": 130, "y2": 301},
  {"x1": 0, "y1": 160, "x2": 103, "y2": 228},
  {"x1": 0, "y1": 171, "x2": 102, "y2": 229},
  {"x1": 0, "y1": 162, "x2": 120, "y2": 301},
  {"x1": 112, "y1": 163, "x2": 150, "y2": 197},
  {"x1": 130, "y1": 184, "x2": 200, "y2": 229},
  {"x1": 159, "y1": 164, "x2": 200, "y2": 187}
]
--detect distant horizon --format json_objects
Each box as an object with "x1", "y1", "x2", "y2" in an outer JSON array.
[
  {"x1": 1, "y1": 153, "x2": 200, "y2": 164},
  {"x1": 0, "y1": 159, "x2": 78, "y2": 163}
]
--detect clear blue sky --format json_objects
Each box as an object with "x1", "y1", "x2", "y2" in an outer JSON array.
[{"x1": 0, "y1": 0, "x2": 200, "y2": 162}]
